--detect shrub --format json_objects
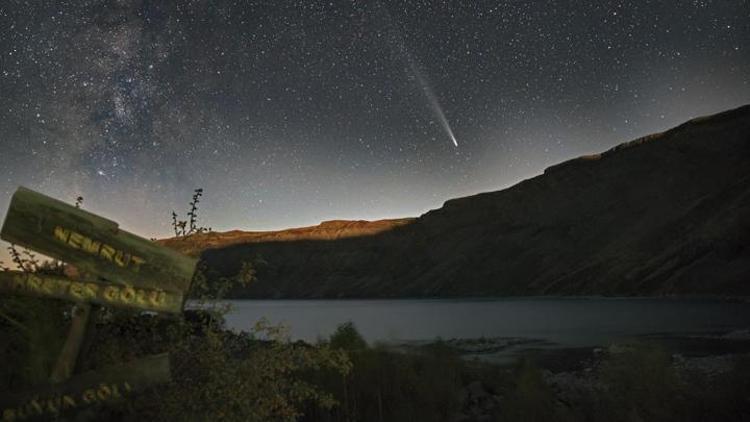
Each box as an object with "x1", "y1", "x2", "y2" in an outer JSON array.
[
  {"x1": 307, "y1": 323, "x2": 466, "y2": 422},
  {"x1": 595, "y1": 341, "x2": 688, "y2": 422},
  {"x1": 328, "y1": 321, "x2": 367, "y2": 351},
  {"x1": 500, "y1": 358, "x2": 565, "y2": 422}
]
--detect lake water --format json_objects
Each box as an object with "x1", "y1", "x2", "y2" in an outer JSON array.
[{"x1": 221, "y1": 298, "x2": 750, "y2": 352}]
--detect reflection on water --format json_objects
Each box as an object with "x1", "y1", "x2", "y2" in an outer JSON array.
[{"x1": 220, "y1": 298, "x2": 750, "y2": 349}]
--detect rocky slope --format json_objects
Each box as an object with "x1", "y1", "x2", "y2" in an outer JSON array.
[
  {"x1": 163, "y1": 105, "x2": 750, "y2": 297},
  {"x1": 160, "y1": 218, "x2": 414, "y2": 257}
]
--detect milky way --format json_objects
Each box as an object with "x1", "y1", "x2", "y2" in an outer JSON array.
[{"x1": 0, "y1": 1, "x2": 749, "y2": 263}]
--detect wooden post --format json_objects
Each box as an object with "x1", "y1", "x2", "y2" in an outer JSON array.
[
  {"x1": 50, "y1": 303, "x2": 92, "y2": 383},
  {"x1": 75, "y1": 304, "x2": 101, "y2": 373}
]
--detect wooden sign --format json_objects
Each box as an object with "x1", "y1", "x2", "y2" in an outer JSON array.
[
  {"x1": 0, "y1": 271, "x2": 185, "y2": 314},
  {"x1": 0, "y1": 187, "x2": 198, "y2": 308},
  {"x1": 0, "y1": 188, "x2": 194, "y2": 419},
  {"x1": 0, "y1": 353, "x2": 171, "y2": 421}
]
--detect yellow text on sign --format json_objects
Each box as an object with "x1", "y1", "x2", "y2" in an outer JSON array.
[
  {"x1": 1, "y1": 381, "x2": 132, "y2": 421},
  {"x1": 0, "y1": 273, "x2": 176, "y2": 312},
  {"x1": 53, "y1": 226, "x2": 146, "y2": 271}
]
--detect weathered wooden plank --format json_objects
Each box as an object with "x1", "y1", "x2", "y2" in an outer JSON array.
[
  {"x1": 0, "y1": 187, "x2": 197, "y2": 294},
  {"x1": 0, "y1": 353, "x2": 171, "y2": 421},
  {"x1": 49, "y1": 303, "x2": 92, "y2": 384},
  {"x1": 0, "y1": 271, "x2": 185, "y2": 314}
]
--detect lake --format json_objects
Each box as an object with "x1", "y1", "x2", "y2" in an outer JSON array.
[{"x1": 220, "y1": 298, "x2": 750, "y2": 355}]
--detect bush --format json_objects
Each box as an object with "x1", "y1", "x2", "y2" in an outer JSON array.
[
  {"x1": 596, "y1": 342, "x2": 688, "y2": 422},
  {"x1": 0, "y1": 268, "x2": 350, "y2": 421},
  {"x1": 306, "y1": 323, "x2": 466, "y2": 422},
  {"x1": 146, "y1": 318, "x2": 350, "y2": 421},
  {"x1": 328, "y1": 321, "x2": 367, "y2": 351},
  {"x1": 500, "y1": 358, "x2": 568, "y2": 422}
]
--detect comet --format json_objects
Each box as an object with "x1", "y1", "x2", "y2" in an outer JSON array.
[
  {"x1": 377, "y1": 0, "x2": 459, "y2": 148},
  {"x1": 403, "y1": 47, "x2": 459, "y2": 148},
  {"x1": 413, "y1": 66, "x2": 459, "y2": 147}
]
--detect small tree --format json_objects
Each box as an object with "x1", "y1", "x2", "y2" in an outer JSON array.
[{"x1": 172, "y1": 188, "x2": 212, "y2": 237}]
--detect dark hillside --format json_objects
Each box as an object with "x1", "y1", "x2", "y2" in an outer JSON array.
[{"x1": 163, "y1": 105, "x2": 750, "y2": 297}]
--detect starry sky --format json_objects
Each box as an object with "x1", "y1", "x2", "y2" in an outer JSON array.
[{"x1": 0, "y1": 0, "x2": 749, "y2": 263}]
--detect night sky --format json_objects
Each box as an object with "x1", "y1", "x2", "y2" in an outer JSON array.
[{"x1": 1, "y1": 1, "x2": 749, "y2": 263}]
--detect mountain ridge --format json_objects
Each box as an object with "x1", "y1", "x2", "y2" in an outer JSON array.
[{"x1": 162, "y1": 104, "x2": 750, "y2": 297}]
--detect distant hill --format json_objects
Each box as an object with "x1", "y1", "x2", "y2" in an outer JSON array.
[
  {"x1": 162, "y1": 105, "x2": 750, "y2": 297},
  {"x1": 160, "y1": 218, "x2": 414, "y2": 257}
]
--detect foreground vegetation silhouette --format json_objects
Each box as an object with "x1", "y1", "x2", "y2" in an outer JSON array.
[
  {"x1": 2, "y1": 290, "x2": 750, "y2": 421},
  {"x1": 1, "y1": 191, "x2": 748, "y2": 421}
]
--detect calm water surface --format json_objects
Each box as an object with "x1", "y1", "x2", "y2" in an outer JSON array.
[{"x1": 221, "y1": 298, "x2": 750, "y2": 349}]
